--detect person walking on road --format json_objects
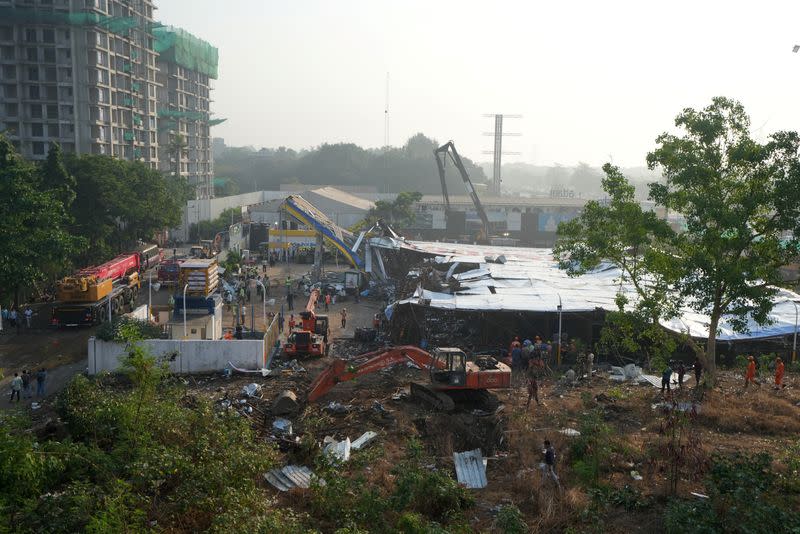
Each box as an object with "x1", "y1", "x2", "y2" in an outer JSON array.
[
  {"x1": 36, "y1": 368, "x2": 46, "y2": 397},
  {"x1": 287, "y1": 292, "x2": 294, "y2": 311},
  {"x1": 24, "y1": 307, "x2": 32, "y2": 328},
  {"x1": 541, "y1": 440, "x2": 561, "y2": 488},
  {"x1": 288, "y1": 314, "x2": 295, "y2": 332},
  {"x1": 324, "y1": 293, "x2": 331, "y2": 312},
  {"x1": 9, "y1": 373, "x2": 22, "y2": 403},
  {"x1": 744, "y1": 355, "x2": 759, "y2": 389},
  {"x1": 774, "y1": 357, "x2": 785, "y2": 390},
  {"x1": 340, "y1": 308, "x2": 347, "y2": 329}
]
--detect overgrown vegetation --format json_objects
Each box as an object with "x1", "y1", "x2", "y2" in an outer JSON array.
[
  {"x1": 665, "y1": 453, "x2": 800, "y2": 533},
  {"x1": 0, "y1": 332, "x2": 278, "y2": 533}
]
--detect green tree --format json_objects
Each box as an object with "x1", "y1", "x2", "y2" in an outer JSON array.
[
  {"x1": 647, "y1": 97, "x2": 800, "y2": 382},
  {"x1": 359, "y1": 191, "x2": 423, "y2": 230},
  {"x1": 65, "y1": 154, "x2": 187, "y2": 264},
  {"x1": 554, "y1": 163, "x2": 678, "y2": 366},
  {"x1": 0, "y1": 136, "x2": 83, "y2": 306}
]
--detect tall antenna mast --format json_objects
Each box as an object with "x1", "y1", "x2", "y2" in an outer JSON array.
[
  {"x1": 482, "y1": 114, "x2": 522, "y2": 195},
  {"x1": 384, "y1": 72, "x2": 390, "y2": 147}
]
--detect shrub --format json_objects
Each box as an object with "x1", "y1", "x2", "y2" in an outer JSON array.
[
  {"x1": 96, "y1": 316, "x2": 162, "y2": 342},
  {"x1": 495, "y1": 504, "x2": 528, "y2": 534},
  {"x1": 571, "y1": 409, "x2": 613, "y2": 487}
]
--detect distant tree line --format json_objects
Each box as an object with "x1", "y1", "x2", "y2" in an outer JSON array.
[
  {"x1": 0, "y1": 135, "x2": 191, "y2": 306},
  {"x1": 213, "y1": 133, "x2": 488, "y2": 196}
]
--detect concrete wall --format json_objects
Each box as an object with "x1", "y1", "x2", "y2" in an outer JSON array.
[{"x1": 87, "y1": 337, "x2": 265, "y2": 375}]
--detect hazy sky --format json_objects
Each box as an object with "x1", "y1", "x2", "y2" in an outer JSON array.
[{"x1": 158, "y1": 0, "x2": 800, "y2": 167}]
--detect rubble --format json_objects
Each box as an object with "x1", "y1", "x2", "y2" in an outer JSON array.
[
  {"x1": 324, "y1": 401, "x2": 352, "y2": 414},
  {"x1": 323, "y1": 436, "x2": 351, "y2": 462},
  {"x1": 241, "y1": 383, "x2": 262, "y2": 398},
  {"x1": 272, "y1": 418, "x2": 293, "y2": 435},
  {"x1": 351, "y1": 430, "x2": 378, "y2": 450},
  {"x1": 559, "y1": 428, "x2": 581, "y2": 437},
  {"x1": 272, "y1": 390, "x2": 299, "y2": 415}
]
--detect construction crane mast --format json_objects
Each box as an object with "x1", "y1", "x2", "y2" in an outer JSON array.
[{"x1": 434, "y1": 141, "x2": 492, "y2": 241}]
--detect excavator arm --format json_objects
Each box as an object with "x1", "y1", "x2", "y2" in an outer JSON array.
[
  {"x1": 307, "y1": 345, "x2": 443, "y2": 402},
  {"x1": 434, "y1": 141, "x2": 491, "y2": 241}
]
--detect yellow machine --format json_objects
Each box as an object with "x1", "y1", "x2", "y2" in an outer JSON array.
[{"x1": 56, "y1": 272, "x2": 140, "y2": 302}]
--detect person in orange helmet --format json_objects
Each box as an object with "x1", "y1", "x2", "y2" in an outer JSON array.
[
  {"x1": 744, "y1": 355, "x2": 759, "y2": 389},
  {"x1": 774, "y1": 357, "x2": 785, "y2": 390}
]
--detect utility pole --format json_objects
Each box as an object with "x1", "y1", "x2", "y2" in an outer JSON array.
[{"x1": 482, "y1": 114, "x2": 522, "y2": 196}]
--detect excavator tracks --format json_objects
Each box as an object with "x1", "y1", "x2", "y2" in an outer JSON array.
[{"x1": 410, "y1": 382, "x2": 456, "y2": 412}]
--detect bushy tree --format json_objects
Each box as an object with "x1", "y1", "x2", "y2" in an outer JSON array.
[
  {"x1": 0, "y1": 136, "x2": 83, "y2": 305},
  {"x1": 556, "y1": 98, "x2": 800, "y2": 383}
]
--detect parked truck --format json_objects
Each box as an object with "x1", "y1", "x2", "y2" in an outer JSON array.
[{"x1": 51, "y1": 253, "x2": 142, "y2": 327}]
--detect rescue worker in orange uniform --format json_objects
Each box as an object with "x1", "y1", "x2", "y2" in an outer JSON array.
[
  {"x1": 744, "y1": 355, "x2": 759, "y2": 389},
  {"x1": 774, "y1": 357, "x2": 785, "y2": 389}
]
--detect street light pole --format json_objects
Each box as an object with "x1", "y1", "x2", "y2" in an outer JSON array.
[
  {"x1": 557, "y1": 294, "x2": 563, "y2": 367},
  {"x1": 792, "y1": 300, "x2": 798, "y2": 363},
  {"x1": 183, "y1": 283, "x2": 189, "y2": 338},
  {"x1": 256, "y1": 279, "x2": 267, "y2": 332},
  {"x1": 148, "y1": 270, "x2": 152, "y2": 322}
]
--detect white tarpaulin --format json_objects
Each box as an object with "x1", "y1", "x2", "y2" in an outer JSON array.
[{"x1": 371, "y1": 237, "x2": 800, "y2": 341}]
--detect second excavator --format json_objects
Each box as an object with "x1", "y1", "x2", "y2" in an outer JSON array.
[{"x1": 308, "y1": 345, "x2": 511, "y2": 411}]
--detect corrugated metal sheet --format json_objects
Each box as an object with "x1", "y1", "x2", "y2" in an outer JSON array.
[
  {"x1": 453, "y1": 449, "x2": 487, "y2": 489},
  {"x1": 264, "y1": 465, "x2": 325, "y2": 491}
]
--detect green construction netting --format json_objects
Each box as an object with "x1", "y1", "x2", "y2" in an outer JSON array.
[
  {"x1": 158, "y1": 110, "x2": 226, "y2": 127},
  {"x1": 0, "y1": 7, "x2": 139, "y2": 33},
  {"x1": 0, "y1": 8, "x2": 218, "y2": 79},
  {"x1": 153, "y1": 25, "x2": 218, "y2": 79}
]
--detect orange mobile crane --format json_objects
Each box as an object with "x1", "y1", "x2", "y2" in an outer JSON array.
[
  {"x1": 308, "y1": 345, "x2": 511, "y2": 411},
  {"x1": 283, "y1": 288, "x2": 329, "y2": 358}
]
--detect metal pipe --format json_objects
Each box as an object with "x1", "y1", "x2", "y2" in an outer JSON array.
[
  {"x1": 148, "y1": 270, "x2": 152, "y2": 322},
  {"x1": 183, "y1": 283, "x2": 189, "y2": 338}
]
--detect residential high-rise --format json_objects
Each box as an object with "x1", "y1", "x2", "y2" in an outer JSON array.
[
  {"x1": 0, "y1": 0, "x2": 160, "y2": 167},
  {"x1": 154, "y1": 26, "x2": 219, "y2": 199},
  {"x1": 0, "y1": 1, "x2": 220, "y2": 198}
]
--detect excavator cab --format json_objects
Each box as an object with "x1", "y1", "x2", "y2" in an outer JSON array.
[{"x1": 430, "y1": 348, "x2": 468, "y2": 387}]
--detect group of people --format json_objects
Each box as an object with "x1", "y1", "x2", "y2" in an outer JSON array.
[
  {"x1": 1, "y1": 306, "x2": 34, "y2": 330},
  {"x1": 8, "y1": 368, "x2": 47, "y2": 402},
  {"x1": 660, "y1": 357, "x2": 704, "y2": 393},
  {"x1": 744, "y1": 354, "x2": 786, "y2": 390}
]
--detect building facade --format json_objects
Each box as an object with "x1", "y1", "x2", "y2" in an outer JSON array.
[
  {"x1": 154, "y1": 26, "x2": 218, "y2": 199},
  {"x1": 0, "y1": 1, "x2": 218, "y2": 199}
]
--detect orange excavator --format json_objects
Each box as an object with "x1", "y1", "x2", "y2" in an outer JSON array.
[
  {"x1": 308, "y1": 345, "x2": 511, "y2": 411},
  {"x1": 283, "y1": 288, "x2": 329, "y2": 358}
]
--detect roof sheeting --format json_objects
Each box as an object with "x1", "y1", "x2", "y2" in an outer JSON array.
[
  {"x1": 373, "y1": 237, "x2": 800, "y2": 342},
  {"x1": 453, "y1": 449, "x2": 488, "y2": 489}
]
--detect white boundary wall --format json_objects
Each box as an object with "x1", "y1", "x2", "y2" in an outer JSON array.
[{"x1": 87, "y1": 337, "x2": 265, "y2": 375}]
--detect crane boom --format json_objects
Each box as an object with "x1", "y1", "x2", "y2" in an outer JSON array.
[{"x1": 434, "y1": 141, "x2": 491, "y2": 240}]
